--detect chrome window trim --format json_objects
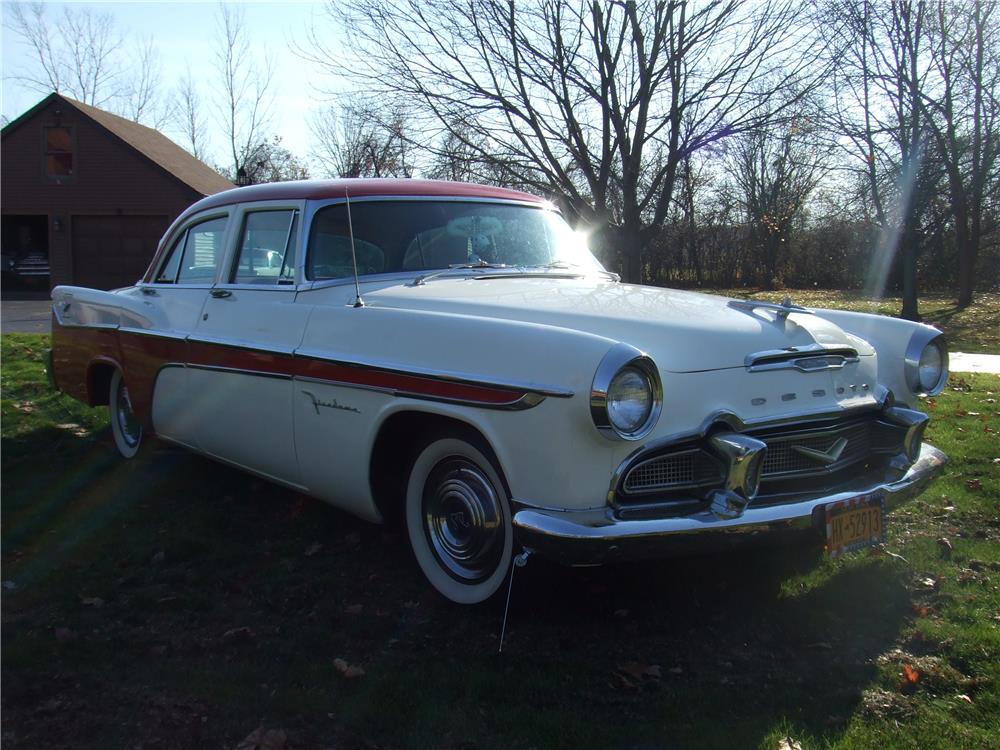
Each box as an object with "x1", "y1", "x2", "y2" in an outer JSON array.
[
  {"x1": 590, "y1": 342, "x2": 663, "y2": 441},
  {"x1": 153, "y1": 209, "x2": 234, "y2": 286},
  {"x1": 224, "y1": 204, "x2": 303, "y2": 287},
  {"x1": 904, "y1": 328, "x2": 949, "y2": 396},
  {"x1": 294, "y1": 347, "x2": 574, "y2": 399}
]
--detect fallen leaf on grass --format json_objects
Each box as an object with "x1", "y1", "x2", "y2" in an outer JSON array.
[
  {"x1": 956, "y1": 694, "x2": 973, "y2": 704},
  {"x1": 936, "y1": 537, "x2": 953, "y2": 558},
  {"x1": 235, "y1": 727, "x2": 288, "y2": 750},
  {"x1": 304, "y1": 542, "x2": 323, "y2": 557},
  {"x1": 777, "y1": 738, "x2": 803, "y2": 750},
  {"x1": 334, "y1": 657, "x2": 365, "y2": 679},
  {"x1": 919, "y1": 576, "x2": 938, "y2": 589},
  {"x1": 911, "y1": 603, "x2": 935, "y2": 617},
  {"x1": 900, "y1": 663, "x2": 921, "y2": 689},
  {"x1": 610, "y1": 662, "x2": 661, "y2": 692},
  {"x1": 966, "y1": 479, "x2": 983, "y2": 492}
]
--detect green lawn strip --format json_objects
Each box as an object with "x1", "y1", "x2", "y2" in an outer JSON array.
[
  {"x1": 711, "y1": 289, "x2": 1000, "y2": 354},
  {"x1": 2, "y1": 335, "x2": 998, "y2": 749}
]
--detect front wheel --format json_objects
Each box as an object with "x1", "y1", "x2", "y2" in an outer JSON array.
[
  {"x1": 405, "y1": 437, "x2": 513, "y2": 604},
  {"x1": 109, "y1": 369, "x2": 143, "y2": 458}
]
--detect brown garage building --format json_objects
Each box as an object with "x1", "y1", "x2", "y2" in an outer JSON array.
[{"x1": 1, "y1": 92, "x2": 232, "y2": 290}]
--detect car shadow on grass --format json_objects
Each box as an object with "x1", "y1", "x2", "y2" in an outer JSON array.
[{"x1": 2, "y1": 428, "x2": 913, "y2": 750}]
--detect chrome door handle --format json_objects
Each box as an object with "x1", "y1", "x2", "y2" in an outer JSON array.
[{"x1": 210, "y1": 289, "x2": 232, "y2": 299}]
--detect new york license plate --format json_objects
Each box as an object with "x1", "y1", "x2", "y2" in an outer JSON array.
[{"x1": 825, "y1": 492, "x2": 886, "y2": 558}]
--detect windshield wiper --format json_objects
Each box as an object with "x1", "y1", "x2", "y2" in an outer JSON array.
[{"x1": 412, "y1": 260, "x2": 508, "y2": 286}]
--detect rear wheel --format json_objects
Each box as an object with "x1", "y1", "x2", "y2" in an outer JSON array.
[
  {"x1": 109, "y1": 369, "x2": 143, "y2": 458},
  {"x1": 405, "y1": 437, "x2": 513, "y2": 604}
]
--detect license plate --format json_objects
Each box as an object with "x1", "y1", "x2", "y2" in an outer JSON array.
[{"x1": 825, "y1": 492, "x2": 886, "y2": 558}]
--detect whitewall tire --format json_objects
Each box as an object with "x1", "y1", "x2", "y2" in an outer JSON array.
[
  {"x1": 109, "y1": 369, "x2": 143, "y2": 459},
  {"x1": 405, "y1": 437, "x2": 513, "y2": 604}
]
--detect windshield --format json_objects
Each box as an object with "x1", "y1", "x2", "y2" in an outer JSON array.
[{"x1": 307, "y1": 200, "x2": 604, "y2": 280}]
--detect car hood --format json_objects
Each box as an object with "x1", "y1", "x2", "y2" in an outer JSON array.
[{"x1": 367, "y1": 276, "x2": 871, "y2": 372}]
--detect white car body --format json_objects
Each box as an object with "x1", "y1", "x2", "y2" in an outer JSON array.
[{"x1": 49, "y1": 179, "x2": 949, "y2": 603}]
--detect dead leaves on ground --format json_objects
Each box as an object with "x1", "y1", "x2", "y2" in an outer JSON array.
[
  {"x1": 235, "y1": 727, "x2": 288, "y2": 750},
  {"x1": 610, "y1": 662, "x2": 662, "y2": 692},
  {"x1": 333, "y1": 657, "x2": 365, "y2": 679}
]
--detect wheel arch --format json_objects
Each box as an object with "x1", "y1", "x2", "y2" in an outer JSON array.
[
  {"x1": 368, "y1": 409, "x2": 511, "y2": 523},
  {"x1": 85, "y1": 357, "x2": 121, "y2": 406}
]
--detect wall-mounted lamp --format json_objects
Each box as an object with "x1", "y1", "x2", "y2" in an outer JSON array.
[{"x1": 53, "y1": 216, "x2": 64, "y2": 233}]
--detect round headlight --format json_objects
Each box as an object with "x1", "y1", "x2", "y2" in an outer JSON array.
[
  {"x1": 591, "y1": 344, "x2": 663, "y2": 440},
  {"x1": 905, "y1": 330, "x2": 948, "y2": 396},
  {"x1": 918, "y1": 341, "x2": 944, "y2": 392},
  {"x1": 607, "y1": 367, "x2": 653, "y2": 434}
]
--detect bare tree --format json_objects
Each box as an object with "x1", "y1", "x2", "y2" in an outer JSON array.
[
  {"x1": 823, "y1": 0, "x2": 940, "y2": 319},
  {"x1": 309, "y1": 104, "x2": 412, "y2": 178},
  {"x1": 8, "y1": 2, "x2": 123, "y2": 107},
  {"x1": 117, "y1": 35, "x2": 168, "y2": 128},
  {"x1": 215, "y1": 3, "x2": 274, "y2": 181},
  {"x1": 726, "y1": 114, "x2": 827, "y2": 288},
  {"x1": 239, "y1": 136, "x2": 310, "y2": 183},
  {"x1": 302, "y1": 0, "x2": 822, "y2": 283},
  {"x1": 174, "y1": 67, "x2": 209, "y2": 160},
  {"x1": 920, "y1": 0, "x2": 1000, "y2": 308}
]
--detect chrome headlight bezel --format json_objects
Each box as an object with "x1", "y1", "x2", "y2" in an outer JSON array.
[
  {"x1": 904, "y1": 328, "x2": 949, "y2": 396},
  {"x1": 591, "y1": 343, "x2": 663, "y2": 441}
]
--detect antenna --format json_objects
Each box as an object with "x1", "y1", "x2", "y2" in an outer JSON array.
[{"x1": 345, "y1": 189, "x2": 365, "y2": 308}]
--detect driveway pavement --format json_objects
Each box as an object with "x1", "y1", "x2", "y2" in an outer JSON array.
[
  {"x1": 2, "y1": 293, "x2": 999, "y2": 373},
  {"x1": 2, "y1": 294, "x2": 51, "y2": 334}
]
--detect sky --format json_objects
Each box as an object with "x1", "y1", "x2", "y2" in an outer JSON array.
[{"x1": 1, "y1": 0, "x2": 346, "y2": 167}]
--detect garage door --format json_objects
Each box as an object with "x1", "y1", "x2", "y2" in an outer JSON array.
[{"x1": 71, "y1": 215, "x2": 169, "y2": 290}]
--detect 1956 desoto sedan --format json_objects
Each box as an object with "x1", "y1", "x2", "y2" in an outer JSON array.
[{"x1": 49, "y1": 179, "x2": 948, "y2": 603}]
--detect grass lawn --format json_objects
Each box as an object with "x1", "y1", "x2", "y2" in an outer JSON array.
[
  {"x1": 713, "y1": 289, "x2": 1000, "y2": 354},
  {"x1": 2, "y1": 332, "x2": 998, "y2": 749}
]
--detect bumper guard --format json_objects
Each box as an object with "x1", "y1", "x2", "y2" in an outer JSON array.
[{"x1": 512, "y1": 442, "x2": 947, "y2": 565}]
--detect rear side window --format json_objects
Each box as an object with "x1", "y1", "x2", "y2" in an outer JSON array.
[
  {"x1": 230, "y1": 210, "x2": 298, "y2": 285},
  {"x1": 155, "y1": 216, "x2": 229, "y2": 284}
]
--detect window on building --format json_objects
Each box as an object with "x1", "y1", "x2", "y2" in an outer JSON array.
[{"x1": 45, "y1": 127, "x2": 74, "y2": 178}]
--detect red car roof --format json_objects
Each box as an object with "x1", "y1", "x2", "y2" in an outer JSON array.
[{"x1": 187, "y1": 178, "x2": 548, "y2": 213}]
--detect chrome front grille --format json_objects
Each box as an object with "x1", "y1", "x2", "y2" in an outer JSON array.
[
  {"x1": 623, "y1": 448, "x2": 722, "y2": 493},
  {"x1": 758, "y1": 421, "x2": 871, "y2": 477},
  {"x1": 620, "y1": 414, "x2": 901, "y2": 500}
]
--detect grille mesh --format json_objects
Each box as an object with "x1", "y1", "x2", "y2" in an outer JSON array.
[
  {"x1": 624, "y1": 449, "x2": 721, "y2": 492},
  {"x1": 622, "y1": 417, "x2": 889, "y2": 497},
  {"x1": 759, "y1": 421, "x2": 871, "y2": 476}
]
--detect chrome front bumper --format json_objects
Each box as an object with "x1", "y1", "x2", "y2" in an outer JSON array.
[{"x1": 512, "y1": 442, "x2": 947, "y2": 565}]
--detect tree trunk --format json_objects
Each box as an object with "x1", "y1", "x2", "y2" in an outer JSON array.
[
  {"x1": 900, "y1": 223, "x2": 920, "y2": 320},
  {"x1": 618, "y1": 224, "x2": 643, "y2": 285}
]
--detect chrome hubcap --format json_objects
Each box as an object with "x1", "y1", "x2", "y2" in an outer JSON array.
[
  {"x1": 116, "y1": 381, "x2": 141, "y2": 448},
  {"x1": 423, "y1": 459, "x2": 504, "y2": 583}
]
